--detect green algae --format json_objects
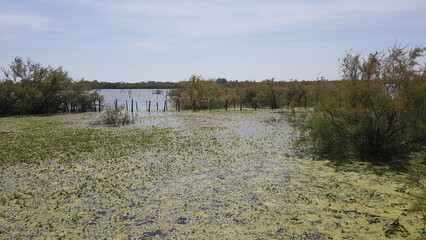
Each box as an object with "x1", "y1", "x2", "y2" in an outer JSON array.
[
  {"x1": 0, "y1": 110, "x2": 424, "y2": 239},
  {"x1": 0, "y1": 113, "x2": 165, "y2": 166}
]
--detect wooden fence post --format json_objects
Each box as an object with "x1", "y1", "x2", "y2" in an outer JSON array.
[{"x1": 177, "y1": 98, "x2": 180, "y2": 112}]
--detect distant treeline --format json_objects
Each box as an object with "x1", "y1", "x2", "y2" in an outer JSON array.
[
  {"x1": 170, "y1": 77, "x2": 322, "y2": 111},
  {"x1": 170, "y1": 78, "x2": 334, "y2": 110},
  {"x1": 83, "y1": 80, "x2": 178, "y2": 89}
]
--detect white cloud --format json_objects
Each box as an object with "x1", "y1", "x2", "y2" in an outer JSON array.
[
  {"x1": 37, "y1": 0, "x2": 97, "y2": 4},
  {"x1": 0, "y1": 12, "x2": 51, "y2": 30},
  {"x1": 129, "y1": 41, "x2": 173, "y2": 51},
  {"x1": 0, "y1": 34, "x2": 18, "y2": 41},
  {"x1": 104, "y1": 0, "x2": 426, "y2": 43}
]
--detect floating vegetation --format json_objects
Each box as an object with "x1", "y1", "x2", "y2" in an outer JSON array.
[{"x1": 0, "y1": 110, "x2": 424, "y2": 239}]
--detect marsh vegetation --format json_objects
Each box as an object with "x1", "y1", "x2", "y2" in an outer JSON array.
[{"x1": 0, "y1": 110, "x2": 425, "y2": 239}]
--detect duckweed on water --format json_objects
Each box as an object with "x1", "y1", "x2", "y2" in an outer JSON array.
[
  {"x1": 0, "y1": 110, "x2": 424, "y2": 239},
  {"x1": 0, "y1": 114, "x2": 163, "y2": 166}
]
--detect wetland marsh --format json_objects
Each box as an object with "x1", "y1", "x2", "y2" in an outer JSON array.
[{"x1": 0, "y1": 110, "x2": 424, "y2": 239}]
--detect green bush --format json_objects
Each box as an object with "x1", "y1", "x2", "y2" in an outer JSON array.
[
  {"x1": 295, "y1": 46, "x2": 426, "y2": 161},
  {"x1": 170, "y1": 75, "x2": 224, "y2": 110},
  {"x1": 100, "y1": 107, "x2": 133, "y2": 126},
  {"x1": 0, "y1": 57, "x2": 100, "y2": 116}
]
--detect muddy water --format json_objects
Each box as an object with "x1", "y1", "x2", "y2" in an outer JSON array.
[{"x1": 0, "y1": 111, "x2": 423, "y2": 239}]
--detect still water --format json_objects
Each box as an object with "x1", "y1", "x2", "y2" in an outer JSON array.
[{"x1": 96, "y1": 89, "x2": 171, "y2": 111}]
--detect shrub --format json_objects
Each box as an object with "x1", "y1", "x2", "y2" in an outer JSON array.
[
  {"x1": 295, "y1": 45, "x2": 426, "y2": 161},
  {"x1": 100, "y1": 107, "x2": 133, "y2": 126},
  {"x1": 0, "y1": 57, "x2": 100, "y2": 116},
  {"x1": 170, "y1": 75, "x2": 224, "y2": 110}
]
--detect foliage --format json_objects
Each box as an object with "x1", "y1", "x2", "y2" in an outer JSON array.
[
  {"x1": 100, "y1": 107, "x2": 133, "y2": 126},
  {"x1": 0, "y1": 57, "x2": 100, "y2": 116},
  {"x1": 295, "y1": 45, "x2": 426, "y2": 160},
  {"x1": 401, "y1": 150, "x2": 426, "y2": 235},
  {"x1": 234, "y1": 81, "x2": 258, "y2": 107},
  {"x1": 170, "y1": 75, "x2": 224, "y2": 110},
  {"x1": 254, "y1": 78, "x2": 282, "y2": 109},
  {"x1": 170, "y1": 76, "x2": 320, "y2": 110}
]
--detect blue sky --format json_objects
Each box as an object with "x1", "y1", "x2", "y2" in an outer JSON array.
[{"x1": 1, "y1": 0, "x2": 425, "y2": 82}]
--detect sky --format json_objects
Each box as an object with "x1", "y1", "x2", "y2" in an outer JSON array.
[{"x1": 1, "y1": 0, "x2": 426, "y2": 83}]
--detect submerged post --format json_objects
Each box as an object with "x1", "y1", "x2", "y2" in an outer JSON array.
[
  {"x1": 131, "y1": 99, "x2": 134, "y2": 113},
  {"x1": 98, "y1": 99, "x2": 101, "y2": 112},
  {"x1": 136, "y1": 102, "x2": 139, "y2": 111},
  {"x1": 156, "y1": 102, "x2": 159, "y2": 111},
  {"x1": 148, "y1": 101, "x2": 151, "y2": 112},
  {"x1": 115, "y1": 99, "x2": 118, "y2": 109}
]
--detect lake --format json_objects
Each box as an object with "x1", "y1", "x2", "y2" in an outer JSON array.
[{"x1": 96, "y1": 89, "x2": 171, "y2": 111}]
